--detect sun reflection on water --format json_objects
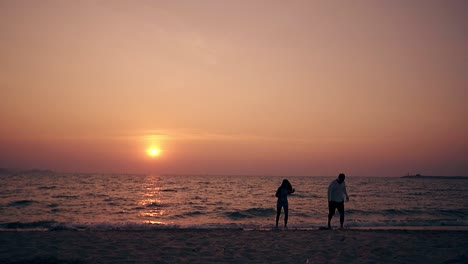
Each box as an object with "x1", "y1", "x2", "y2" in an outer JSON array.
[
  {"x1": 139, "y1": 175, "x2": 166, "y2": 220},
  {"x1": 145, "y1": 220, "x2": 165, "y2": 225}
]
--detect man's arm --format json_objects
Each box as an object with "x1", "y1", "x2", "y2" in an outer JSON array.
[{"x1": 343, "y1": 182, "x2": 349, "y2": 201}]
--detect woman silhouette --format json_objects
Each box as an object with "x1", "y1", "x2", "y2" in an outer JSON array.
[{"x1": 275, "y1": 179, "x2": 295, "y2": 228}]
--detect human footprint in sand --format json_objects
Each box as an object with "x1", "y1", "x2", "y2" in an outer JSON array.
[
  {"x1": 275, "y1": 179, "x2": 295, "y2": 228},
  {"x1": 327, "y1": 173, "x2": 349, "y2": 229}
]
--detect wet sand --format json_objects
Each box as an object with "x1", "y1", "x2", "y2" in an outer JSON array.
[{"x1": 1, "y1": 229, "x2": 467, "y2": 263}]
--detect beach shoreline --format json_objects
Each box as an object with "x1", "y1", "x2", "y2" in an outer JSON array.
[{"x1": 1, "y1": 229, "x2": 467, "y2": 263}]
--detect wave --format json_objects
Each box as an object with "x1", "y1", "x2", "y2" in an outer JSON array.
[
  {"x1": 161, "y1": 189, "x2": 178, "y2": 192},
  {"x1": 171, "y1": 211, "x2": 205, "y2": 219},
  {"x1": 225, "y1": 208, "x2": 276, "y2": 219},
  {"x1": 86, "y1": 193, "x2": 109, "y2": 198},
  {"x1": 1, "y1": 219, "x2": 468, "y2": 232},
  {"x1": 292, "y1": 193, "x2": 322, "y2": 199},
  {"x1": 52, "y1": 195, "x2": 79, "y2": 199},
  {"x1": 7, "y1": 200, "x2": 37, "y2": 207},
  {"x1": 0, "y1": 220, "x2": 57, "y2": 230},
  {"x1": 145, "y1": 202, "x2": 169, "y2": 208},
  {"x1": 37, "y1": 186, "x2": 56, "y2": 190},
  {"x1": 407, "y1": 192, "x2": 432, "y2": 196}
]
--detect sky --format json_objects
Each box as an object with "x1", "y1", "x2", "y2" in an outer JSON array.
[{"x1": 0, "y1": 0, "x2": 467, "y2": 176}]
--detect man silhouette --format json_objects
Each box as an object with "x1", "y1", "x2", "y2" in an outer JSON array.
[{"x1": 327, "y1": 173, "x2": 349, "y2": 229}]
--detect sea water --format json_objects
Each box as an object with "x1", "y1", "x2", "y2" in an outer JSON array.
[{"x1": 1, "y1": 173, "x2": 467, "y2": 230}]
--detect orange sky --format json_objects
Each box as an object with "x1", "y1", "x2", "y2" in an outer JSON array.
[{"x1": 1, "y1": 0, "x2": 467, "y2": 176}]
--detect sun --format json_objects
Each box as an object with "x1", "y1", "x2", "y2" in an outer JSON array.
[{"x1": 147, "y1": 147, "x2": 161, "y2": 157}]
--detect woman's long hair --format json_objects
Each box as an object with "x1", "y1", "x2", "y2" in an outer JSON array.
[{"x1": 280, "y1": 179, "x2": 293, "y2": 193}]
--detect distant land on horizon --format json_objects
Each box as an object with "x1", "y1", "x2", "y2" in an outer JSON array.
[
  {"x1": 0, "y1": 168, "x2": 55, "y2": 175},
  {"x1": 401, "y1": 174, "x2": 468, "y2": 179},
  {"x1": 0, "y1": 168, "x2": 144, "y2": 176}
]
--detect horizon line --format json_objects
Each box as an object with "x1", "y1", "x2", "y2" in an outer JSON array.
[{"x1": 1, "y1": 168, "x2": 467, "y2": 178}]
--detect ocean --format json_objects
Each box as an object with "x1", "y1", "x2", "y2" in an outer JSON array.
[{"x1": 1, "y1": 173, "x2": 467, "y2": 231}]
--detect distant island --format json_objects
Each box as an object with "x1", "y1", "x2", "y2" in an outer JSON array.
[
  {"x1": 401, "y1": 174, "x2": 468, "y2": 179},
  {"x1": 403, "y1": 173, "x2": 423, "y2": 177},
  {"x1": 0, "y1": 168, "x2": 54, "y2": 175}
]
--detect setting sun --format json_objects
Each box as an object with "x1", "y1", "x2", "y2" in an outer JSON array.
[{"x1": 147, "y1": 148, "x2": 161, "y2": 157}]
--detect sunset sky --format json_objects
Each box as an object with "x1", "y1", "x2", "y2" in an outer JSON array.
[{"x1": 1, "y1": 0, "x2": 467, "y2": 176}]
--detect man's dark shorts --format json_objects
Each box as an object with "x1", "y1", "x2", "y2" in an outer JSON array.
[{"x1": 328, "y1": 201, "x2": 344, "y2": 215}]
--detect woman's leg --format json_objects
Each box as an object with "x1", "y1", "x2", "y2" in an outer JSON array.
[
  {"x1": 284, "y1": 205, "x2": 289, "y2": 227},
  {"x1": 276, "y1": 205, "x2": 282, "y2": 227}
]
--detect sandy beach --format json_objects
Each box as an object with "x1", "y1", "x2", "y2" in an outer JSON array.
[{"x1": 1, "y1": 229, "x2": 467, "y2": 263}]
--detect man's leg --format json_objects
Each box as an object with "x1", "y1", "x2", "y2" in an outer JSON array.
[
  {"x1": 328, "y1": 202, "x2": 336, "y2": 228},
  {"x1": 337, "y1": 202, "x2": 345, "y2": 228}
]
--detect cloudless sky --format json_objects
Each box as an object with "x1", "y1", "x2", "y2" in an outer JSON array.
[{"x1": 1, "y1": 0, "x2": 467, "y2": 176}]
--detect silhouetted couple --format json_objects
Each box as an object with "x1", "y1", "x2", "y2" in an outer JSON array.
[{"x1": 275, "y1": 173, "x2": 349, "y2": 229}]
